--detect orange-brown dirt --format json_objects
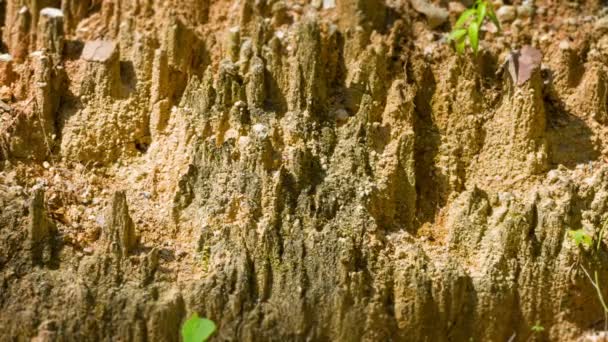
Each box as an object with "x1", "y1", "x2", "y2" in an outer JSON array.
[{"x1": 2, "y1": 0, "x2": 608, "y2": 341}]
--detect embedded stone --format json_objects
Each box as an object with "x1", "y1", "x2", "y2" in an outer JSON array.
[{"x1": 81, "y1": 40, "x2": 118, "y2": 63}]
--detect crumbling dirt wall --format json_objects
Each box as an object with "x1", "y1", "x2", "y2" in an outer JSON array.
[{"x1": 2, "y1": 0, "x2": 608, "y2": 341}]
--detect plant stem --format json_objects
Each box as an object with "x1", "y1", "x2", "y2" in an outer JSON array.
[
  {"x1": 597, "y1": 219, "x2": 608, "y2": 252},
  {"x1": 580, "y1": 264, "x2": 608, "y2": 330},
  {"x1": 595, "y1": 271, "x2": 608, "y2": 332}
]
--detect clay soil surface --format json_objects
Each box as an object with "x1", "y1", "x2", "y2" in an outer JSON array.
[{"x1": 2, "y1": 0, "x2": 608, "y2": 341}]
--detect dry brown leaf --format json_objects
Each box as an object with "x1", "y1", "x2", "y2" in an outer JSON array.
[
  {"x1": 517, "y1": 45, "x2": 542, "y2": 86},
  {"x1": 504, "y1": 45, "x2": 543, "y2": 86}
]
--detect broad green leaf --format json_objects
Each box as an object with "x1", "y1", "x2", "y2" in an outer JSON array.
[
  {"x1": 455, "y1": 37, "x2": 466, "y2": 54},
  {"x1": 476, "y1": 2, "x2": 487, "y2": 26},
  {"x1": 182, "y1": 314, "x2": 216, "y2": 342},
  {"x1": 454, "y1": 8, "x2": 476, "y2": 29},
  {"x1": 468, "y1": 21, "x2": 479, "y2": 55},
  {"x1": 449, "y1": 28, "x2": 468, "y2": 41},
  {"x1": 487, "y1": 4, "x2": 501, "y2": 32},
  {"x1": 568, "y1": 229, "x2": 592, "y2": 248}
]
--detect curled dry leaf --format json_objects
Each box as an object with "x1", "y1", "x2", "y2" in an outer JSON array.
[
  {"x1": 517, "y1": 45, "x2": 543, "y2": 85},
  {"x1": 504, "y1": 45, "x2": 543, "y2": 86}
]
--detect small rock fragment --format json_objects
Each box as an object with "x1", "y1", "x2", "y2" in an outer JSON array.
[
  {"x1": 323, "y1": 0, "x2": 336, "y2": 9},
  {"x1": 517, "y1": 4, "x2": 534, "y2": 18},
  {"x1": 496, "y1": 5, "x2": 517, "y2": 22},
  {"x1": 0, "y1": 100, "x2": 10, "y2": 112},
  {"x1": 334, "y1": 109, "x2": 349, "y2": 123},
  {"x1": 538, "y1": 33, "x2": 551, "y2": 44},
  {"x1": 448, "y1": 2, "x2": 466, "y2": 14},
  {"x1": 252, "y1": 124, "x2": 268, "y2": 138},
  {"x1": 595, "y1": 16, "x2": 608, "y2": 33},
  {"x1": 559, "y1": 40, "x2": 571, "y2": 50},
  {"x1": 80, "y1": 40, "x2": 121, "y2": 98},
  {"x1": 81, "y1": 40, "x2": 117, "y2": 63},
  {"x1": 40, "y1": 7, "x2": 64, "y2": 18},
  {"x1": 410, "y1": 0, "x2": 449, "y2": 28}
]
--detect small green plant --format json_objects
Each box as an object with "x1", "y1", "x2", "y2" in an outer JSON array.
[
  {"x1": 526, "y1": 322, "x2": 545, "y2": 341},
  {"x1": 181, "y1": 313, "x2": 216, "y2": 342},
  {"x1": 579, "y1": 267, "x2": 608, "y2": 331},
  {"x1": 568, "y1": 229, "x2": 593, "y2": 249},
  {"x1": 530, "y1": 322, "x2": 544, "y2": 333},
  {"x1": 568, "y1": 224, "x2": 608, "y2": 331},
  {"x1": 449, "y1": 0, "x2": 501, "y2": 55}
]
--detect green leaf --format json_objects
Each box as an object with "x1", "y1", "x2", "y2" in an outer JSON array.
[
  {"x1": 182, "y1": 314, "x2": 216, "y2": 342},
  {"x1": 476, "y1": 2, "x2": 487, "y2": 26},
  {"x1": 531, "y1": 322, "x2": 544, "y2": 333},
  {"x1": 487, "y1": 3, "x2": 501, "y2": 32},
  {"x1": 455, "y1": 37, "x2": 466, "y2": 54},
  {"x1": 468, "y1": 21, "x2": 479, "y2": 55},
  {"x1": 454, "y1": 8, "x2": 476, "y2": 29},
  {"x1": 568, "y1": 229, "x2": 593, "y2": 248},
  {"x1": 449, "y1": 28, "x2": 468, "y2": 41}
]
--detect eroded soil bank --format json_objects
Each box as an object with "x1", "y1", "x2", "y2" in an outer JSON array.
[{"x1": 2, "y1": 0, "x2": 608, "y2": 341}]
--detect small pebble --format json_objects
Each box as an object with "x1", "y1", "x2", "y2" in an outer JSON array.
[
  {"x1": 595, "y1": 16, "x2": 608, "y2": 32},
  {"x1": 252, "y1": 124, "x2": 268, "y2": 138},
  {"x1": 496, "y1": 5, "x2": 517, "y2": 22},
  {"x1": 512, "y1": 18, "x2": 523, "y2": 28},
  {"x1": 539, "y1": 34, "x2": 551, "y2": 43},
  {"x1": 448, "y1": 1, "x2": 465, "y2": 14},
  {"x1": 410, "y1": 0, "x2": 448, "y2": 28},
  {"x1": 334, "y1": 109, "x2": 349, "y2": 123},
  {"x1": 582, "y1": 15, "x2": 594, "y2": 23},
  {"x1": 322, "y1": 0, "x2": 335, "y2": 9},
  {"x1": 517, "y1": 4, "x2": 534, "y2": 18},
  {"x1": 559, "y1": 40, "x2": 571, "y2": 50}
]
